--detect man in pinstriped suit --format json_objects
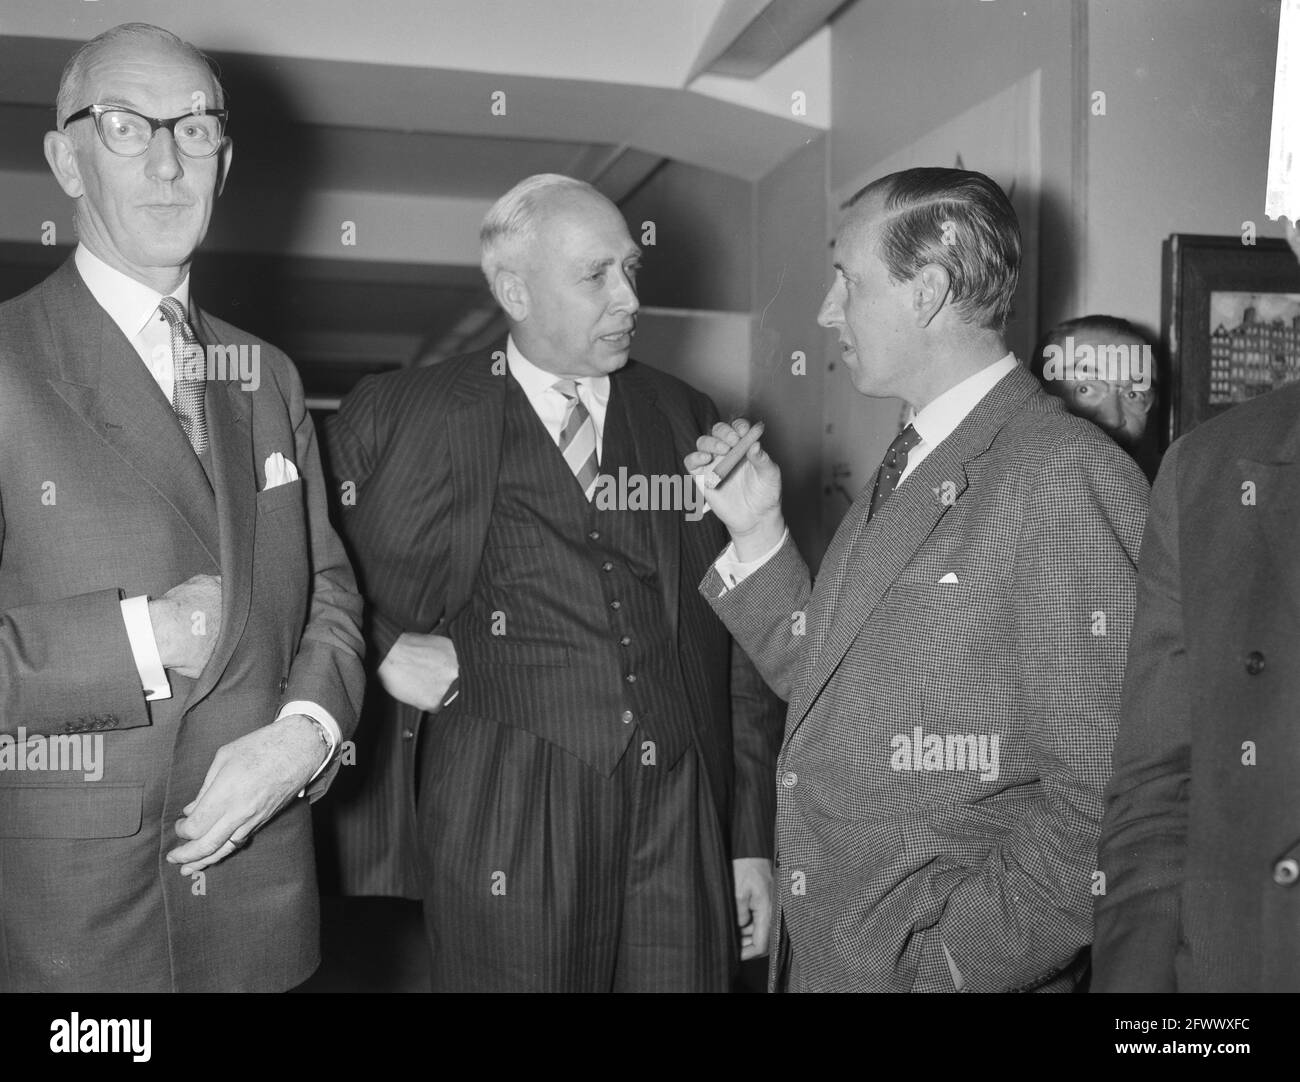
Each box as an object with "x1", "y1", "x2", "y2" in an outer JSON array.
[
  {"x1": 689, "y1": 168, "x2": 1149, "y2": 992},
  {"x1": 326, "y1": 174, "x2": 783, "y2": 991}
]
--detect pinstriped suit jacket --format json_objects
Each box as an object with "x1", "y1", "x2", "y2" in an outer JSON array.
[
  {"x1": 321, "y1": 348, "x2": 783, "y2": 897},
  {"x1": 704, "y1": 364, "x2": 1149, "y2": 992}
]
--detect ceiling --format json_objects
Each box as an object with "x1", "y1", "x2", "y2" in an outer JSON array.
[{"x1": 0, "y1": 0, "x2": 840, "y2": 399}]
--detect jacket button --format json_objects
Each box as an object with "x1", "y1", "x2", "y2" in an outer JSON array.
[
  {"x1": 1275, "y1": 858, "x2": 1299, "y2": 885},
  {"x1": 602, "y1": 561, "x2": 614, "y2": 572},
  {"x1": 782, "y1": 771, "x2": 798, "y2": 788},
  {"x1": 1246, "y1": 651, "x2": 1265, "y2": 675},
  {"x1": 402, "y1": 728, "x2": 415, "y2": 741},
  {"x1": 621, "y1": 709, "x2": 634, "y2": 724},
  {"x1": 279, "y1": 676, "x2": 289, "y2": 694},
  {"x1": 588, "y1": 530, "x2": 600, "y2": 541}
]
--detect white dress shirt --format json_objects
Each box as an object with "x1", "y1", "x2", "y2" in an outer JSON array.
[
  {"x1": 506, "y1": 334, "x2": 611, "y2": 461},
  {"x1": 74, "y1": 245, "x2": 338, "y2": 781},
  {"x1": 75, "y1": 243, "x2": 186, "y2": 401},
  {"x1": 713, "y1": 353, "x2": 1020, "y2": 590}
]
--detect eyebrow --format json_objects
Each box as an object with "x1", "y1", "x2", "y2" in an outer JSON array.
[
  {"x1": 582, "y1": 251, "x2": 642, "y2": 273},
  {"x1": 95, "y1": 96, "x2": 147, "y2": 111}
]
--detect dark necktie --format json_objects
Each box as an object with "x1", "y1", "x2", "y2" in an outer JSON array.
[
  {"x1": 158, "y1": 296, "x2": 209, "y2": 456},
  {"x1": 553, "y1": 379, "x2": 599, "y2": 500},
  {"x1": 866, "y1": 423, "x2": 922, "y2": 521}
]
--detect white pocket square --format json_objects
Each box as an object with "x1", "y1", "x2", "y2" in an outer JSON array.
[
  {"x1": 938, "y1": 572, "x2": 960, "y2": 584},
  {"x1": 263, "y1": 451, "x2": 299, "y2": 490}
]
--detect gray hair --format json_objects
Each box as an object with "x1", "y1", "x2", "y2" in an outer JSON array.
[
  {"x1": 479, "y1": 173, "x2": 601, "y2": 285},
  {"x1": 56, "y1": 22, "x2": 225, "y2": 127}
]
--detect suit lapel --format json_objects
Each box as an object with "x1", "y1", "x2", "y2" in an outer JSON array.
[
  {"x1": 616, "y1": 363, "x2": 682, "y2": 641},
  {"x1": 786, "y1": 365, "x2": 1038, "y2": 737},
  {"x1": 185, "y1": 307, "x2": 256, "y2": 708},
  {"x1": 443, "y1": 352, "x2": 507, "y2": 622},
  {"x1": 43, "y1": 259, "x2": 220, "y2": 564}
]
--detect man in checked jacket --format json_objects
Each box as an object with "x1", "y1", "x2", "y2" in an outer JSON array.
[{"x1": 688, "y1": 167, "x2": 1149, "y2": 992}]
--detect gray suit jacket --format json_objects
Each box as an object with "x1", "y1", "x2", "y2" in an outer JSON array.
[
  {"x1": 1094, "y1": 381, "x2": 1300, "y2": 991},
  {"x1": 0, "y1": 258, "x2": 365, "y2": 991},
  {"x1": 705, "y1": 364, "x2": 1149, "y2": 991}
]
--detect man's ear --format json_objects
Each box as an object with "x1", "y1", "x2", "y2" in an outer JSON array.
[
  {"x1": 43, "y1": 130, "x2": 84, "y2": 198},
  {"x1": 492, "y1": 270, "x2": 529, "y2": 322},
  {"x1": 215, "y1": 138, "x2": 234, "y2": 197},
  {"x1": 913, "y1": 263, "x2": 951, "y2": 328}
]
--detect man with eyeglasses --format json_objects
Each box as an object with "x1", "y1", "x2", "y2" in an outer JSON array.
[{"x1": 0, "y1": 22, "x2": 365, "y2": 991}]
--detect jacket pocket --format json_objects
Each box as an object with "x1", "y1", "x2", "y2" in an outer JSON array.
[{"x1": 0, "y1": 784, "x2": 144, "y2": 839}]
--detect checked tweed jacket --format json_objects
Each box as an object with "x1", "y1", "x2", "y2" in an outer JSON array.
[{"x1": 703, "y1": 363, "x2": 1150, "y2": 992}]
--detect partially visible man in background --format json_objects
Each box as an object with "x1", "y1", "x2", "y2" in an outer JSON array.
[
  {"x1": 0, "y1": 23, "x2": 365, "y2": 991},
  {"x1": 1031, "y1": 315, "x2": 1161, "y2": 480},
  {"x1": 328, "y1": 174, "x2": 782, "y2": 991},
  {"x1": 1093, "y1": 222, "x2": 1300, "y2": 991}
]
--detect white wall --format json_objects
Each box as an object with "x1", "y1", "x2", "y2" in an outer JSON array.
[{"x1": 1084, "y1": 0, "x2": 1288, "y2": 327}]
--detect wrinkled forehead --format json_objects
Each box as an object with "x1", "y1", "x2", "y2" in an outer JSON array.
[{"x1": 80, "y1": 39, "x2": 218, "y2": 113}]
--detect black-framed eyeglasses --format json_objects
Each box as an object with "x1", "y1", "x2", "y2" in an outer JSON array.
[{"x1": 62, "y1": 104, "x2": 228, "y2": 159}]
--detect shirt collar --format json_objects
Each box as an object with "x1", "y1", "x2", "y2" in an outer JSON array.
[
  {"x1": 505, "y1": 334, "x2": 610, "y2": 406},
  {"x1": 911, "y1": 352, "x2": 1019, "y2": 448},
  {"x1": 74, "y1": 243, "x2": 191, "y2": 342}
]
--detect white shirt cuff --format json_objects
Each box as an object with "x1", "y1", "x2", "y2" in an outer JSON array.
[
  {"x1": 120, "y1": 594, "x2": 171, "y2": 701},
  {"x1": 276, "y1": 700, "x2": 341, "y2": 795},
  {"x1": 712, "y1": 528, "x2": 790, "y2": 594}
]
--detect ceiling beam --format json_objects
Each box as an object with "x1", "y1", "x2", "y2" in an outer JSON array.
[{"x1": 688, "y1": 0, "x2": 846, "y2": 80}]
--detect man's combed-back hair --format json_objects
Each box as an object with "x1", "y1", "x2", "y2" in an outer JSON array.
[
  {"x1": 848, "y1": 167, "x2": 1021, "y2": 331},
  {"x1": 479, "y1": 173, "x2": 601, "y2": 284},
  {"x1": 55, "y1": 22, "x2": 225, "y2": 127}
]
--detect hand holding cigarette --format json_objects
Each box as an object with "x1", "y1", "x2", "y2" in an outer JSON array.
[{"x1": 685, "y1": 418, "x2": 785, "y2": 558}]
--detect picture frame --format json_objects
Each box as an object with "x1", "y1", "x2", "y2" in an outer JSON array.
[{"x1": 1161, "y1": 233, "x2": 1300, "y2": 443}]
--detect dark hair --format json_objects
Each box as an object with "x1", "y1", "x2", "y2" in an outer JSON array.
[
  {"x1": 1030, "y1": 315, "x2": 1153, "y2": 380},
  {"x1": 846, "y1": 167, "x2": 1021, "y2": 330}
]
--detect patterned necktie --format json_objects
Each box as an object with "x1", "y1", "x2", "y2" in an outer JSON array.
[
  {"x1": 866, "y1": 423, "x2": 922, "y2": 520},
  {"x1": 553, "y1": 379, "x2": 599, "y2": 500},
  {"x1": 157, "y1": 296, "x2": 209, "y2": 456}
]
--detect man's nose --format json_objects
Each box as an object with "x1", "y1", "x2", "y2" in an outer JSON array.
[
  {"x1": 1092, "y1": 391, "x2": 1125, "y2": 431},
  {"x1": 144, "y1": 129, "x2": 184, "y2": 182},
  {"x1": 817, "y1": 288, "x2": 841, "y2": 328},
  {"x1": 610, "y1": 269, "x2": 639, "y2": 314}
]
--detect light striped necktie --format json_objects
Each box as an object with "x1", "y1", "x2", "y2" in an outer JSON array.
[
  {"x1": 553, "y1": 378, "x2": 599, "y2": 500},
  {"x1": 157, "y1": 296, "x2": 209, "y2": 456}
]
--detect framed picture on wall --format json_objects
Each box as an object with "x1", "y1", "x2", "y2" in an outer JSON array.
[{"x1": 1162, "y1": 233, "x2": 1300, "y2": 443}]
